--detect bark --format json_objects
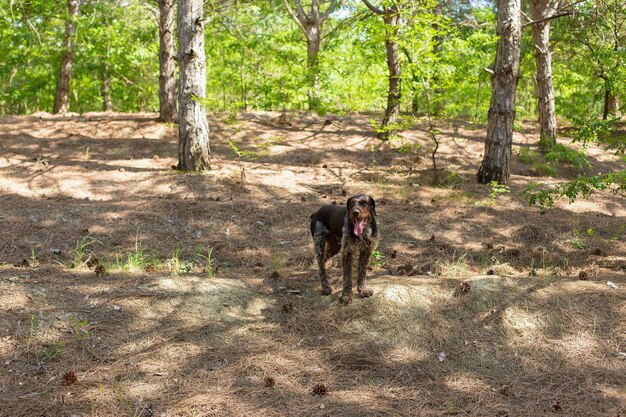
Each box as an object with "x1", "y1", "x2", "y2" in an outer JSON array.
[
  {"x1": 101, "y1": 62, "x2": 112, "y2": 112},
  {"x1": 603, "y1": 88, "x2": 621, "y2": 120},
  {"x1": 177, "y1": 0, "x2": 210, "y2": 171},
  {"x1": 53, "y1": 0, "x2": 80, "y2": 114},
  {"x1": 608, "y1": 95, "x2": 620, "y2": 118},
  {"x1": 431, "y1": 0, "x2": 444, "y2": 116},
  {"x1": 378, "y1": 10, "x2": 401, "y2": 141},
  {"x1": 477, "y1": 0, "x2": 522, "y2": 185},
  {"x1": 362, "y1": 0, "x2": 402, "y2": 141},
  {"x1": 159, "y1": 0, "x2": 178, "y2": 122},
  {"x1": 529, "y1": 0, "x2": 557, "y2": 146},
  {"x1": 284, "y1": 0, "x2": 336, "y2": 112}
]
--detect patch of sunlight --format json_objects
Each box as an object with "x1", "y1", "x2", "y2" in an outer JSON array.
[
  {"x1": 383, "y1": 285, "x2": 412, "y2": 305},
  {"x1": 597, "y1": 384, "x2": 626, "y2": 404},
  {"x1": 385, "y1": 346, "x2": 429, "y2": 364},
  {"x1": 445, "y1": 372, "x2": 491, "y2": 394},
  {"x1": 245, "y1": 297, "x2": 271, "y2": 316},
  {"x1": 156, "y1": 277, "x2": 276, "y2": 323},
  {"x1": 254, "y1": 167, "x2": 311, "y2": 194},
  {"x1": 503, "y1": 306, "x2": 545, "y2": 339},
  {"x1": 468, "y1": 275, "x2": 510, "y2": 291},
  {"x1": 0, "y1": 282, "x2": 30, "y2": 309},
  {"x1": 559, "y1": 332, "x2": 598, "y2": 358},
  {"x1": 123, "y1": 380, "x2": 164, "y2": 398}
]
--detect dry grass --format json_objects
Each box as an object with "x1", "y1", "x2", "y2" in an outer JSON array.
[{"x1": 0, "y1": 112, "x2": 624, "y2": 416}]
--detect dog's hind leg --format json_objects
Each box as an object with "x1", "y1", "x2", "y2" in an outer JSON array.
[{"x1": 313, "y1": 222, "x2": 333, "y2": 295}]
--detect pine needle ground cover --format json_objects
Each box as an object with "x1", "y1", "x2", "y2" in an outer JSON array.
[{"x1": 0, "y1": 112, "x2": 624, "y2": 416}]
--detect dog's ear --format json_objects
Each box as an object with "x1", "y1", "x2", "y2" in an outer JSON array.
[
  {"x1": 369, "y1": 195, "x2": 376, "y2": 216},
  {"x1": 346, "y1": 196, "x2": 353, "y2": 210}
]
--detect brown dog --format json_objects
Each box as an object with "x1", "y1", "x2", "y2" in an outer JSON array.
[{"x1": 310, "y1": 195, "x2": 379, "y2": 304}]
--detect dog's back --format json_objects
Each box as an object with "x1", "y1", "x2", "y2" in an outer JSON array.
[{"x1": 310, "y1": 204, "x2": 346, "y2": 237}]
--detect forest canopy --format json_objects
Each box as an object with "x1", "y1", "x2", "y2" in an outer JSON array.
[{"x1": 1, "y1": 0, "x2": 623, "y2": 123}]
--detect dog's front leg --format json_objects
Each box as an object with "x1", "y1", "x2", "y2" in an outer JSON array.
[
  {"x1": 356, "y1": 247, "x2": 374, "y2": 298},
  {"x1": 340, "y1": 248, "x2": 353, "y2": 305}
]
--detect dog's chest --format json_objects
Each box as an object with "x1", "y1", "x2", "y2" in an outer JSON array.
[{"x1": 342, "y1": 225, "x2": 376, "y2": 248}]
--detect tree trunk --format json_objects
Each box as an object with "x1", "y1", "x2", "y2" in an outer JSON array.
[
  {"x1": 177, "y1": 0, "x2": 210, "y2": 171},
  {"x1": 306, "y1": 32, "x2": 321, "y2": 112},
  {"x1": 603, "y1": 87, "x2": 620, "y2": 120},
  {"x1": 477, "y1": 0, "x2": 522, "y2": 185},
  {"x1": 431, "y1": 0, "x2": 444, "y2": 116},
  {"x1": 283, "y1": 0, "x2": 336, "y2": 113},
  {"x1": 378, "y1": 11, "x2": 401, "y2": 141},
  {"x1": 529, "y1": 0, "x2": 557, "y2": 146},
  {"x1": 159, "y1": 0, "x2": 178, "y2": 122},
  {"x1": 608, "y1": 95, "x2": 620, "y2": 118},
  {"x1": 101, "y1": 62, "x2": 112, "y2": 112},
  {"x1": 53, "y1": 0, "x2": 80, "y2": 114}
]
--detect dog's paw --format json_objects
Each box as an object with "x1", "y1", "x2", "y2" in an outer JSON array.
[
  {"x1": 321, "y1": 285, "x2": 333, "y2": 295},
  {"x1": 339, "y1": 293, "x2": 353, "y2": 305},
  {"x1": 358, "y1": 287, "x2": 373, "y2": 298}
]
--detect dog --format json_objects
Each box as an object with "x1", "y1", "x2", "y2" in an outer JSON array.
[{"x1": 310, "y1": 194, "x2": 379, "y2": 305}]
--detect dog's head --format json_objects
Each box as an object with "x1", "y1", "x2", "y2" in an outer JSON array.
[{"x1": 346, "y1": 194, "x2": 376, "y2": 237}]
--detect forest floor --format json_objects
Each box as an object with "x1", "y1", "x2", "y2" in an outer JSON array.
[{"x1": 0, "y1": 111, "x2": 625, "y2": 417}]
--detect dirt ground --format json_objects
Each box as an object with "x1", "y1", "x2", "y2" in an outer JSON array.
[{"x1": 0, "y1": 111, "x2": 624, "y2": 416}]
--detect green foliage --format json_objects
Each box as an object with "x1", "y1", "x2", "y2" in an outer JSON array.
[
  {"x1": 70, "y1": 317, "x2": 91, "y2": 340},
  {"x1": 487, "y1": 181, "x2": 510, "y2": 203},
  {"x1": 41, "y1": 340, "x2": 62, "y2": 360},
  {"x1": 523, "y1": 171, "x2": 626, "y2": 209},
  {"x1": 567, "y1": 226, "x2": 588, "y2": 250},
  {"x1": 439, "y1": 170, "x2": 466, "y2": 188},
  {"x1": 543, "y1": 143, "x2": 591, "y2": 171},
  {"x1": 517, "y1": 147, "x2": 538, "y2": 164},
  {"x1": 371, "y1": 251, "x2": 385, "y2": 268},
  {"x1": 69, "y1": 235, "x2": 101, "y2": 269}
]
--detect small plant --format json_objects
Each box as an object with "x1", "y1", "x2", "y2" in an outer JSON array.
[
  {"x1": 29, "y1": 248, "x2": 39, "y2": 267},
  {"x1": 439, "y1": 170, "x2": 466, "y2": 188},
  {"x1": 396, "y1": 141, "x2": 421, "y2": 155},
  {"x1": 195, "y1": 244, "x2": 216, "y2": 278},
  {"x1": 544, "y1": 143, "x2": 591, "y2": 170},
  {"x1": 270, "y1": 255, "x2": 285, "y2": 278},
  {"x1": 517, "y1": 147, "x2": 538, "y2": 164},
  {"x1": 41, "y1": 340, "x2": 62, "y2": 360},
  {"x1": 27, "y1": 313, "x2": 38, "y2": 351},
  {"x1": 513, "y1": 120, "x2": 525, "y2": 133},
  {"x1": 228, "y1": 140, "x2": 258, "y2": 184},
  {"x1": 70, "y1": 317, "x2": 91, "y2": 340},
  {"x1": 69, "y1": 234, "x2": 101, "y2": 269},
  {"x1": 610, "y1": 223, "x2": 625, "y2": 241},
  {"x1": 487, "y1": 181, "x2": 510, "y2": 203},
  {"x1": 567, "y1": 226, "x2": 588, "y2": 249},
  {"x1": 125, "y1": 238, "x2": 147, "y2": 272},
  {"x1": 437, "y1": 253, "x2": 471, "y2": 277},
  {"x1": 371, "y1": 251, "x2": 385, "y2": 268},
  {"x1": 370, "y1": 144, "x2": 376, "y2": 165},
  {"x1": 167, "y1": 246, "x2": 184, "y2": 276},
  {"x1": 225, "y1": 109, "x2": 238, "y2": 125}
]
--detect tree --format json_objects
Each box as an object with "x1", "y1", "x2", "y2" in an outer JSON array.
[
  {"x1": 477, "y1": 0, "x2": 522, "y2": 184},
  {"x1": 159, "y1": 0, "x2": 178, "y2": 122},
  {"x1": 177, "y1": 0, "x2": 210, "y2": 171},
  {"x1": 566, "y1": 0, "x2": 625, "y2": 120},
  {"x1": 363, "y1": 0, "x2": 402, "y2": 141},
  {"x1": 53, "y1": 0, "x2": 80, "y2": 114},
  {"x1": 101, "y1": 44, "x2": 113, "y2": 111},
  {"x1": 283, "y1": 0, "x2": 337, "y2": 112},
  {"x1": 528, "y1": 0, "x2": 558, "y2": 145}
]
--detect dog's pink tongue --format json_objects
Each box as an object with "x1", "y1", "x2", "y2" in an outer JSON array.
[{"x1": 354, "y1": 219, "x2": 366, "y2": 236}]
